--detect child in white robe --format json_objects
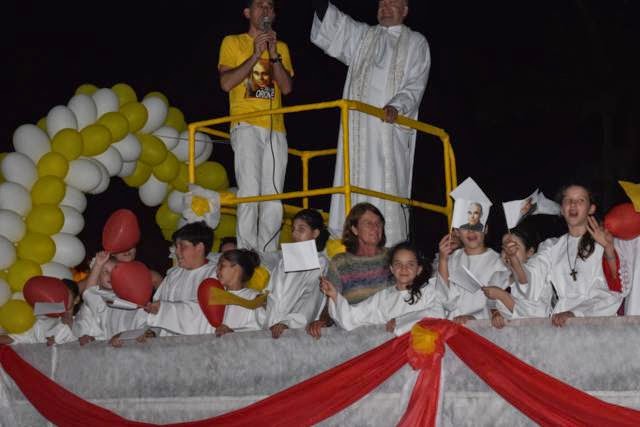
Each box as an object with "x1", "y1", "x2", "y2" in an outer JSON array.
[
  {"x1": 142, "y1": 221, "x2": 218, "y2": 337},
  {"x1": 433, "y1": 228, "x2": 511, "y2": 323},
  {"x1": 264, "y1": 209, "x2": 329, "y2": 339},
  {"x1": 320, "y1": 242, "x2": 446, "y2": 336},
  {"x1": 0, "y1": 279, "x2": 80, "y2": 346},
  {"x1": 616, "y1": 236, "x2": 640, "y2": 315},
  {"x1": 505, "y1": 185, "x2": 625, "y2": 326},
  {"x1": 214, "y1": 249, "x2": 265, "y2": 337},
  {"x1": 73, "y1": 252, "x2": 147, "y2": 344}
]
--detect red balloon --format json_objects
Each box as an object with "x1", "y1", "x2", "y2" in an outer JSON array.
[
  {"x1": 604, "y1": 203, "x2": 640, "y2": 239},
  {"x1": 198, "y1": 278, "x2": 226, "y2": 327},
  {"x1": 102, "y1": 209, "x2": 141, "y2": 253},
  {"x1": 111, "y1": 261, "x2": 153, "y2": 306},
  {"x1": 23, "y1": 276, "x2": 70, "y2": 317}
]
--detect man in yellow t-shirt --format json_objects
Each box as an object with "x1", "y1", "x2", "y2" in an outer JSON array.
[{"x1": 218, "y1": 0, "x2": 294, "y2": 252}]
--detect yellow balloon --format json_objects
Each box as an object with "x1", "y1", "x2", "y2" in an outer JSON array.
[
  {"x1": 0, "y1": 269, "x2": 8, "y2": 282},
  {"x1": 195, "y1": 161, "x2": 229, "y2": 191},
  {"x1": 37, "y1": 152, "x2": 69, "y2": 178},
  {"x1": 120, "y1": 102, "x2": 148, "y2": 133},
  {"x1": 112, "y1": 83, "x2": 138, "y2": 106},
  {"x1": 75, "y1": 83, "x2": 98, "y2": 96},
  {"x1": 17, "y1": 232, "x2": 55, "y2": 264},
  {"x1": 153, "y1": 152, "x2": 180, "y2": 182},
  {"x1": 144, "y1": 91, "x2": 169, "y2": 106},
  {"x1": 247, "y1": 266, "x2": 270, "y2": 292},
  {"x1": 122, "y1": 162, "x2": 152, "y2": 188},
  {"x1": 26, "y1": 204, "x2": 64, "y2": 235},
  {"x1": 164, "y1": 107, "x2": 187, "y2": 132},
  {"x1": 0, "y1": 300, "x2": 36, "y2": 333},
  {"x1": 171, "y1": 163, "x2": 190, "y2": 192},
  {"x1": 97, "y1": 112, "x2": 129, "y2": 143},
  {"x1": 215, "y1": 214, "x2": 236, "y2": 237},
  {"x1": 326, "y1": 238, "x2": 347, "y2": 258},
  {"x1": 155, "y1": 202, "x2": 180, "y2": 230},
  {"x1": 138, "y1": 134, "x2": 168, "y2": 166},
  {"x1": 160, "y1": 227, "x2": 176, "y2": 242},
  {"x1": 51, "y1": 129, "x2": 84, "y2": 160},
  {"x1": 7, "y1": 259, "x2": 42, "y2": 292},
  {"x1": 80, "y1": 124, "x2": 112, "y2": 156},
  {"x1": 279, "y1": 224, "x2": 293, "y2": 244},
  {"x1": 31, "y1": 176, "x2": 66, "y2": 205},
  {"x1": 37, "y1": 117, "x2": 47, "y2": 132}
]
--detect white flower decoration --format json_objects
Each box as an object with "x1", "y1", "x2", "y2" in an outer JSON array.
[{"x1": 182, "y1": 184, "x2": 221, "y2": 229}]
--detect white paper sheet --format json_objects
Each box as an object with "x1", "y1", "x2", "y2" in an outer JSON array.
[
  {"x1": 450, "y1": 177, "x2": 493, "y2": 230},
  {"x1": 33, "y1": 302, "x2": 66, "y2": 316},
  {"x1": 281, "y1": 240, "x2": 320, "y2": 272},
  {"x1": 106, "y1": 298, "x2": 139, "y2": 310}
]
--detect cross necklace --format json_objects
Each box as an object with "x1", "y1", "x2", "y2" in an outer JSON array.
[{"x1": 566, "y1": 235, "x2": 578, "y2": 281}]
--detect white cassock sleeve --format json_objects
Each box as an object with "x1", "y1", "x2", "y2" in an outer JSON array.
[
  {"x1": 616, "y1": 237, "x2": 640, "y2": 314},
  {"x1": 310, "y1": 3, "x2": 369, "y2": 66},
  {"x1": 328, "y1": 291, "x2": 388, "y2": 331},
  {"x1": 73, "y1": 288, "x2": 108, "y2": 340},
  {"x1": 10, "y1": 317, "x2": 75, "y2": 345},
  {"x1": 386, "y1": 37, "x2": 431, "y2": 116}
]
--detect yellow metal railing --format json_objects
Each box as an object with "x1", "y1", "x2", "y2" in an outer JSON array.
[{"x1": 187, "y1": 99, "x2": 457, "y2": 226}]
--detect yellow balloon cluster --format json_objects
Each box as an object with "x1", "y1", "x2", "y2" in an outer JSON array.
[{"x1": 0, "y1": 300, "x2": 36, "y2": 334}]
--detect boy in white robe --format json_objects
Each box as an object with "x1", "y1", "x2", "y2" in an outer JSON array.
[
  {"x1": 505, "y1": 185, "x2": 625, "y2": 325},
  {"x1": 311, "y1": 0, "x2": 431, "y2": 246}
]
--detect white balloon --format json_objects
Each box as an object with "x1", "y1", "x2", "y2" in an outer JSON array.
[
  {"x1": 87, "y1": 159, "x2": 110, "y2": 195},
  {"x1": 93, "y1": 146, "x2": 123, "y2": 176},
  {"x1": 0, "y1": 235, "x2": 16, "y2": 270},
  {"x1": 140, "y1": 97, "x2": 169, "y2": 134},
  {"x1": 1, "y1": 152, "x2": 37, "y2": 190},
  {"x1": 153, "y1": 126, "x2": 180, "y2": 150},
  {"x1": 139, "y1": 174, "x2": 168, "y2": 207},
  {"x1": 46, "y1": 105, "x2": 78, "y2": 138},
  {"x1": 12, "y1": 124, "x2": 51, "y2": 163},
  {"x1": 59, "y1": 206, "x2": 84, "y2": 235},
  {"x1": 112, "y1": 133, "x2": 142, "y2": 162},
  {"x1": 92, "y1": 88, "x2": 119, "y2": 118},
  {"x1": 167, "y1": 190, "x2": 186, "y2": 213},
  {"x1": 0, "y1": 182, "x2": 31, "y2": 216},
  {"x1": 118, "y1": 160, "x2": 137, "y2": 178},
  {"x1": 41, "y1": 262, "x2": 73, "y2": 281},
  {"x1": 68, "y1": 93, "x2": 98, "y2": 130},
  {"x1": 65, "y1": 159, "x2": 101, "y2": 193},
  {"x1": 194, "y1": 138, "x2": 213, "y2": 166},
  {"x1": 173, "y1": 131, "x2": 208, "y2": 162},
  {"x1": 51, "y1": 233, "x2": 86, "y2": 268},
  {"x1": 12, "y1": 292, "x2": 25, "y2": 301},
  {"x1": 0, "y1": 278, "x2": 11, "y2": 307},
  {"x1": 0, "y1": 210, "x2": 26, "y2": 242},
  {"x1": 60, "y1": 185, "x2": 87, "y2": 213}
]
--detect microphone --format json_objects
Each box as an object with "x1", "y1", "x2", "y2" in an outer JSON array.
[{"x1": 262, "y1": 16, "x2": 272, "y2": 32}]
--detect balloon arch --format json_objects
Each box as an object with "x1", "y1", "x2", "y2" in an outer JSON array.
[{"x1": 0, "y1": 83, "x2": 233, "y2": 333}]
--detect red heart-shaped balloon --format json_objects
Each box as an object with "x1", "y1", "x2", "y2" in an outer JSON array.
[
  {"x1": 111, "y1": 261, "x2": 153, "y2": 306},
  {"x1": 198, "y1": 278, "x2": 226, "y2": 327},
  {"x1": 604, "y1": 203, "x2": 640, "y2": 239},
  {"x1": 23, "y1": 276, "x2": 70, "y2": 317},
  {"x1": 102, "y1": 209, "x2": 141, "y2": 253}
]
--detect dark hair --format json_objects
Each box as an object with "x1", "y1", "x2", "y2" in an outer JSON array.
[
  {"x1": 172, "y1": 221, "x2": 214, "y2": 254},
  {"x1": 292, "y1": 208, "x2": 330, "y2": 251},
  {"x1": 245, "y1": 0, "x2": 276, "y2": 9},
  {"x1": 556, "y1": 184, "x2": 596, "y2": 260},
  {"x1": 219, "y1": 236, "x2": 237, "y2": 252},
  {"x1": 342, "y1": 203, "x2": 386, "y2": 253},
  {"x1": 509, "y1": 223, "x2": 541, "y2": 253},
  {"x1": 220, "y1": 249, "x2": 261, "y2": 282},
  {"x1": 387, "y1": 242, "x2": 430, "y2": 305},
  {"x1": 62, "y1": 279, "x2": 81, "y2": 315}
]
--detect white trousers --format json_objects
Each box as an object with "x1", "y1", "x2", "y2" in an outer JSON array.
[{"x1": 231, "y1": 123, "x2": 287, "y2": 252}]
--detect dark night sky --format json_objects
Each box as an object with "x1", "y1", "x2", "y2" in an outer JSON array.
[{"x1": 3, "y1": 1, "x2": 639, "y2": 271}]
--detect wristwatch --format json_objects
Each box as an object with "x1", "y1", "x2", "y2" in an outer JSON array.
[{"x1": 270, "y1": 54, "x2": 282, "y2": 64}]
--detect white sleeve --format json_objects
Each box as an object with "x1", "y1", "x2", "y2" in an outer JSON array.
[
  {"x1": 146, "y1": 300, "x2": 213, "y2": 335},
  {"x1": 328, "y1": 292, "x2": 386, "y2": 331},
  {"x1": 523, "y1": 242, "x2": 554, "y2": 301},
  {"x1": 72, "y1": 304, "x2": 104, "y2": 340},
  {"x1": 569, "y1": 281, "x2": 623, "y2": 317},
  {"x1": 386, "y1": 35, "x2": 431, "y2": 116},
  {"x1": 310, "y1": 3, "x2": 369, "y2": 66},
  {"x1": 52, "y1": 323, "x2": 77, "y2": 344}
]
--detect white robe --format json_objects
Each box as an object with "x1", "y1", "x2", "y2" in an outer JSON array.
[
  {"x1": 73, "y1": 287, "x2": 147, "y2": 341},
  {"x1": 328, "y1": 284, "x2": 446, "y2": 336},
  {"x1": 220, "y1": 288, "x2": 264, "y2": 332},
  {"x1": 433, "y1": 248, "x2": 510, "y2": 320},
  {"x1": 614, "y1": 236, "x2": 639, "y2": 314},
  {"x1": 496, "y1": 280, "x2": 553, "y2": 319},
  {"x1": 311, "y1": 4, "x2": 431, "y2": 246},
  {"x1": 524, "y1": 234, "x2": 624, "y2": 317},
  {"x1": 263, "y1": 253, "x2": 328, "y2": 329},
  {"x1": 146, "y1": 262, "x2": 218, "y2": 336},
  {"x1": 9, "y1": 316, "x2": 76, "y2": 345}
]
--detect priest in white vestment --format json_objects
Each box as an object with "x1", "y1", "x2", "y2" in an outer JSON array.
[{"x1": 311, "y1": 0, "x2": 431, "y2": 246}]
